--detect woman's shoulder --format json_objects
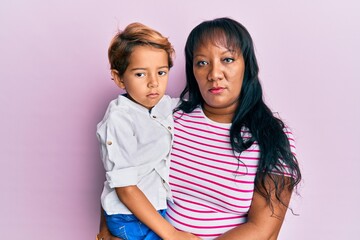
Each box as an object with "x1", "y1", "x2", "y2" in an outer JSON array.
[
  {"x1": 272, "y1": 112, "x2": 297, "y2": 154},
  {"x1": 173, "y1": 104, "x2": 203, "y2": 118}
]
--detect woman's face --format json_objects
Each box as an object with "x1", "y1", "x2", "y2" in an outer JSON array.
[{"x1": 193, "y1": 42, "x2": 245, "y2": 122}]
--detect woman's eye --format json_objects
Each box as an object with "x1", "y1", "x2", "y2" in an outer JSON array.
[
  {"x1": 158, "y1": 71, "x2": 167, "y2": 76},
  {"x1": 196, "y1": 61, "x2": 208, "y2": 66},
  {"x1": 223, "y1": 58, "x2": 234, "y2": 63},
  {"x1": 135, "y1": 73, "x2": 145, "y2": 77}
]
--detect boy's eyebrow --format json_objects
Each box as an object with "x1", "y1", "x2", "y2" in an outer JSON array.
[
  {"x1": 129, "y1": 67, "x2": 146, "y2": 71},
  {"x1": 129, "y1": 66, "x2": 169, "y2": 71},
  {"x1": 158, "y1": 66, "x2": 170, "y2": 69}
]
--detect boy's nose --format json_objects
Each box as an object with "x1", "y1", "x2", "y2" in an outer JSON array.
[{"x1": 148, "y1": 76, "x2": 159, "y2": 88}]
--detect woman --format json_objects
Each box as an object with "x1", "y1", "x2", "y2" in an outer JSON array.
[{"x1": 98, "y1": 17, "x2": 301, "y2": 240}]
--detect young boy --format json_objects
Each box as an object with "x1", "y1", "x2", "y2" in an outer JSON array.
[{"x1": 96, "y1": 23, "x2": 197, "y2": 240}]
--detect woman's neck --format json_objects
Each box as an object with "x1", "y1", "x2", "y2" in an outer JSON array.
[{"x1": 202, "y1": 105, "x2": 234, "y2": 123}]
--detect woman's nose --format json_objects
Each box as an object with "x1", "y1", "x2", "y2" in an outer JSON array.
[{"x1": 207, "y1": 63, "x2": 224, "y2": 82}]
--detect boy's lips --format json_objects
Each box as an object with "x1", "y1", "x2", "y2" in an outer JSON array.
[{"x1": 147, "y1": 92, "x2": 159, "y2": 98}]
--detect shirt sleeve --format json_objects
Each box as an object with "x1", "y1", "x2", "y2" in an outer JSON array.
[
  {"x1": 272, "y1": 127, "x2": 297, "y2": 178},
  {"x1": 97, "y1": 108, "x2": 139, "y2": 188}
]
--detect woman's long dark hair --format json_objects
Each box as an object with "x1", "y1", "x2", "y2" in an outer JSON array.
[{"x1": 176, "y1": 17, "x2": 301, "y2": 213}]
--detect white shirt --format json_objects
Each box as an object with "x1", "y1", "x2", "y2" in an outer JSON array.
[{"x1": 96, "y1": 94, "x2": 177, "y2": 215}]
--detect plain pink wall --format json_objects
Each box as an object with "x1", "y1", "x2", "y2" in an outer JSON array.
[{"x1": 1, "y1": 0, "x2": 359, "y2": 239}]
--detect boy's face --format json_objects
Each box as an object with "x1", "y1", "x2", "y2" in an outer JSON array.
[{"x1": 115, "y1": 45, "x2": 169, "y2": 109}]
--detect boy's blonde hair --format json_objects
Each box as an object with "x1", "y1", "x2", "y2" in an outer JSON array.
[{"x1": 108, "y1": 22, "x2": 175, "y2": 77}]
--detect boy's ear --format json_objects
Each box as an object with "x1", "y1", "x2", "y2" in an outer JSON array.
[{"x1": 111, "y1": 70, "x2": 125, "y2": 89}]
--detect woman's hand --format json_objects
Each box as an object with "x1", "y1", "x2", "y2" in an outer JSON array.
[
  {"x1": 165, "y1": 230, "x2": 202, "y2": 240},
  {"x1": 96, "y1": 228, "x2": 122, "y2": 240},
  {"x1": 96, "y1": 229, "x2": 200, "y2": 240}
]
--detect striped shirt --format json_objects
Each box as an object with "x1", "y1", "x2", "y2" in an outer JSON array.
[{"x1": 165, "y1": 107, "x2": 296, "y2": 239}]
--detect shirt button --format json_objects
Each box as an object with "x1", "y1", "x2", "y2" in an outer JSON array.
[
  {"x1": 167, "y1": 126, "x2": 172, "y2": 130},
  {"x1": 152, "y1": 115, "x2": 157, "y2": 118},
  {"x1": 107, "y1": 140, "x2": 112, "y2": 145},
  {"x1": 162, "y1": 179, "x2": 166, "y2": 183}
]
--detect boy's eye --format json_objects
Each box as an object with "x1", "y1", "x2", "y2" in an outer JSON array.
[
  {"x1": 223, "y1": 58, "x2": 234, "y2": 63},
  {"x1": 135, "y1": 73, "x2": 145, "y2": 77},
  {"x1": 158, "y1": 71, "x2": 167, "y2": 76}
]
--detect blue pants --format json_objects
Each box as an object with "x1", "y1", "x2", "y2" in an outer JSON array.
[{"x1": 105, "y1": 210, "x2": 166, "y2": 240}]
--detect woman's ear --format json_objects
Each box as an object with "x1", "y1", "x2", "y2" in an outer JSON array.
[{"x1": 111, "y1": 70, "x2": 125, "y2": 89}]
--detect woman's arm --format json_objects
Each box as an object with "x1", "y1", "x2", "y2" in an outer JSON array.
[{"x1": 215, "y1": 176, "x2": 293, "y2": 240}]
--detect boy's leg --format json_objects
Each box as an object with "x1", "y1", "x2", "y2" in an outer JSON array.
[
  {"x1": 105, "y1": 212, "x2": 143, "y2": 240},
  {"x1": 105, "y1": 210, "x2": 167, "y2": 240}
]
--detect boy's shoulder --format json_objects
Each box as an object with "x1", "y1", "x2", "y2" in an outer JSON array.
[
  {"x1": 107, "y1": 95, "x2": 130, "y2": 112},
  {"x1": 156, "y1": 95, "x2": 180, "y2": 110},
  {"x1": 97, "y1": 95, "x2": 133, "y2": 128}
]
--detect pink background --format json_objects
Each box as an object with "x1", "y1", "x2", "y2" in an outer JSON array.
[{"x1": 1, "y1": 0, "x2": 359, "y2": 239}]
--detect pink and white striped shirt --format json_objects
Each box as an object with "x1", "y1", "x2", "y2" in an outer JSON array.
[{"x1": 165, "y1": 107, "x2": 296, "y2": 239}]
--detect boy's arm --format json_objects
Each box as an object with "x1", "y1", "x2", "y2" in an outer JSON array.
[{"x1": 116, "y1": 185, "x2": 201, "y2": 240}]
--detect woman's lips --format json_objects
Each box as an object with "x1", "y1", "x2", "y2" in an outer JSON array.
[{"x1": 209, "y1": 87, "x2": 225, "y2": 94}]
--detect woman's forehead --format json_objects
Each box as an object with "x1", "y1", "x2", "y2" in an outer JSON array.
[
  {"x1": 195, "y1": 29, "x2": 240, "y2": 52},
  {"x1": 195, "y1": 40, "x2": 240, "y2": 56}
]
